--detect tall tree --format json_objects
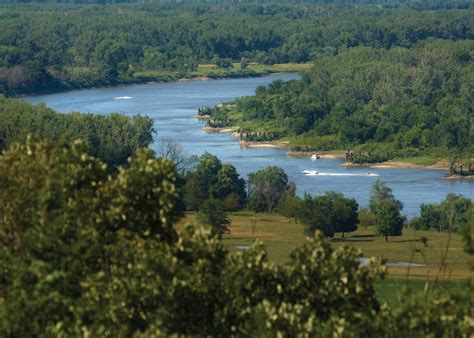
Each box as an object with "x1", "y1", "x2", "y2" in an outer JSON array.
[
  {"x1": 248, "y1": 166, "x2": 289, "y2": 212},
  {"x1": 369, "y1": 180, "x2": 405, "y2": 241}
]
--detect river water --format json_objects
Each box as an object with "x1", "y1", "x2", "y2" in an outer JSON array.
[{"x1": 24, "y1": 74, "x2": 473, "y2": 217}]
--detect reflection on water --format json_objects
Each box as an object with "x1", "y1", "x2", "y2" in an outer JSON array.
[{"x1": 24, "y1": 74, "x2": 473, "y2": 218}]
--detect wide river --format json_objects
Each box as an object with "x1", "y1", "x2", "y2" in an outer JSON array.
[{"x1": 25, "y1": 74, "x2": 472, "y2": 217}]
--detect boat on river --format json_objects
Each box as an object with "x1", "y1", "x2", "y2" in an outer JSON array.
[{"x1": 302, "y1": 169, "x2": 318, "y2": 176}]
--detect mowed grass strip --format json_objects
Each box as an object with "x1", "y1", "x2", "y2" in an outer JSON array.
[{"x1": 176, "y1": 211, "x2": 473, "y2": 280}]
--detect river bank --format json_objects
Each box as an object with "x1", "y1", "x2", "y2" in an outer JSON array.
[
  {"x1": 24, "y1": 74, "x2": 473, "y2": 217},
  {"x1": 12, "y1": 63, "x2": 310, "y2": 98},
  {"x1": 202, "y1": 133, "x2": 460, "y2": 171}
]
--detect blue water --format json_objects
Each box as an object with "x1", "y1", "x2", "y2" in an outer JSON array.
[{"x1": 24, "y1": 74, "x2": 473, "y2": 217}]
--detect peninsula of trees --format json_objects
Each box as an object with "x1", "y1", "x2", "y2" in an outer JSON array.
[{"x1": 203, "y1": 38, "x2": 473, "y2": 162}]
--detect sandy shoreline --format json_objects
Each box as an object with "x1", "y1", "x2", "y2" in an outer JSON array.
[
  {"x1": 286, "y1": 150, "x2": 347, "y2": 159},
  {"x1": 342, "y1": 161, "x2": 449, "y2": 170},
  {"x1": 240, "y1": 141, "x2": 290, "y2": 148},
  {"x1": 203, "y1": 127, "x2": 235, "y2": 133},
  {"x1": 200, "y1": 127, "x2": 464, "y2": 172},
  {"x1": 443, "y1": 175, "x2": 474, "y2": 180}
]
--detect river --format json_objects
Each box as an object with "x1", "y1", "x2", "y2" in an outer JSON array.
[{"x1": 24, "y1": 74, "x2": 473, "y2": 217}]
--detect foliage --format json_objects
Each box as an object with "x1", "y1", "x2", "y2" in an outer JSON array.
[
  {"x1": 359, "y1": 207, "x2": 376, "y2": 229},
  {"x1": 0, "y1": 140, "x2": 471, "y2": 336},
  {"x1": 247, "y1": 165, "x2": 289, "y2": 212},
  {"x1": 412, "y1": 193, "x2": 472, "y2": 232},
  {"x1": 183, "y1": 153, "x2": 246, "y2": 210},
  {"x1": 370, "y1": 180, "x2": 405, "y2": 241},
  {"x1": 0, "y1": 3, "x2": 472, "y2": 94},
  {"x1": 0, "y1": 139, "x2": 179, "y2": 336},
  {"x1": 278, "y1": 191, "x2": 302, "y2": 222},
  {"x1": 197, "y1": 199, "x2": 231, "y2": 235},
  {"x1": 458, "y1": 204, "x2": 473, "y2": 254},
  {"x1": 298, "y1": 192, "x2": 359, "y2": 237},
  {"x1": 0, "y1": 97, "x2": 154, "y2": 167},
  {"x1": 210, "y1": 39, "x2": 474, "y2": 159}
]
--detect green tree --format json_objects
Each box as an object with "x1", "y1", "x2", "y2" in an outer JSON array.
[
  {"x1": 240, "y1": 57, "x2": 249, "y2": 70},
  {"x1": 278, "y1": 191, "x2": 302, "y2": 223},
  {"x1": 197, "y1": 199, "x2": 230, "y2": 235},
  {"x1": 184, "y1": 154, "x2": 245, "y2": 211},
  {"x1": 359, "y1": 207, "x2": 376, "y2": 229},
  {"x1": 183, "y1": 152, "x2": 221, "y2": 210},
  {"x1": 331, "y1": 192, "x2": 359, "y2": 237},
  {"x1": 373, "y1": 198, "x2": 405, "y2": 242},
  {"x1": 248, "y1": 166, "x2": 289, "y2": 212},
  {"x1": 370, "y1": 181, "x2": 405, "y2": 241},
  {"x1": 211, "y1": 163, "x2": 246, "y2": 206},
  {"x1": 459, "y1": 206, "x2": 473, "y2": 254},
  {"x1": 0, "y1": 139, "x2": 180, "y2": 336},
  {"x1": 298, "y1": 192, "x2": 358, "y2": 238}
]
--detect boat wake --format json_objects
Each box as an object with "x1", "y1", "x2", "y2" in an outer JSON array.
[
  {"x1": 114, "y1": 96, "x2": 132, "y2": 100},
  {"x1": 302, "y1": 171, "x2": 379, "y2": 177}
]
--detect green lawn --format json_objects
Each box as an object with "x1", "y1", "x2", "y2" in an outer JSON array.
[
  {"x1": 177, "y1": 211, "x2": 472, "y2": 303},
  {"x1": 177, "y1": 211, "x2": 472, "y2": 275}
]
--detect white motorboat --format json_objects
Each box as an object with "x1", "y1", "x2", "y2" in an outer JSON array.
[{"x1": 302, "y1": 169, "x2": 318, "y2": 176}]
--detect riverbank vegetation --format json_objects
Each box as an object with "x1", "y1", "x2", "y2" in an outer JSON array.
[
  {"x1": 0, "y1": 2, "x2": 472, "y2": 95},
  {"x1": 205, "y1": 39, "x2": 474, "y2": 164},
  {"x1": 0, "y1": 96, "x2": 153, "y2": 166}
]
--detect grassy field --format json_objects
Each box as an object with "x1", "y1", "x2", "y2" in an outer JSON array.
[
  {"x1": 176, "y1": 212, "x2": 472, "y2": 304},
  {"x1": 176, "y1": 211, "x2": 472, "y2": 279},
  {"x1": 133, "y1": 62, "x2": 311, "y2": 81}
]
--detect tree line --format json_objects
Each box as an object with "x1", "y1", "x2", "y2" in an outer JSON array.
[
  {"x1": 0, "y1": 96, "x2": 154, "y2": 167},
  {"x1": 0, "y1": 2, "x2": 472, "y2": 94}
]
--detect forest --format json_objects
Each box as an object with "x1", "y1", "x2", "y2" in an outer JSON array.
[
  {"x1": 205, "y1": 39, "x2": 474, "y2": 160},
  {"x1": 0, "y1": 2, "x2": 472, "y2": 94},
  {"x1": 0, "y1": 0, "x2": 473, "y2": 335}
]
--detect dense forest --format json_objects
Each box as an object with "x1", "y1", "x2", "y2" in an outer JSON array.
[
  {"x1": 0, "y1": 2, "x2": 472, "y2": 94},
  {"x1": 0, "y1": 97, "x2": 153, "y2": 166},
  {"x1": 205, "y1": 39, "x2": 473, "y2": 160}
]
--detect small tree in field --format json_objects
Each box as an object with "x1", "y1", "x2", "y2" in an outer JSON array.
[
  {"x1": 369, "y1": 180, "x2": 405, "y2": 241},
  {"x1": 197, "y1": 199, "x2": 230, "y2": 235}
]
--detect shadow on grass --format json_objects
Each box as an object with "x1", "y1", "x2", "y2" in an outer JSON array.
[
  {"x1": 223, "y1": 237, "x2": 254, "y2": 241},
  {"x1": 331, "y1": 238, "x2": 375, "y2": 243},
  {"x1": 388, "y1": 239, "x2": 421, "y2": 243}
]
